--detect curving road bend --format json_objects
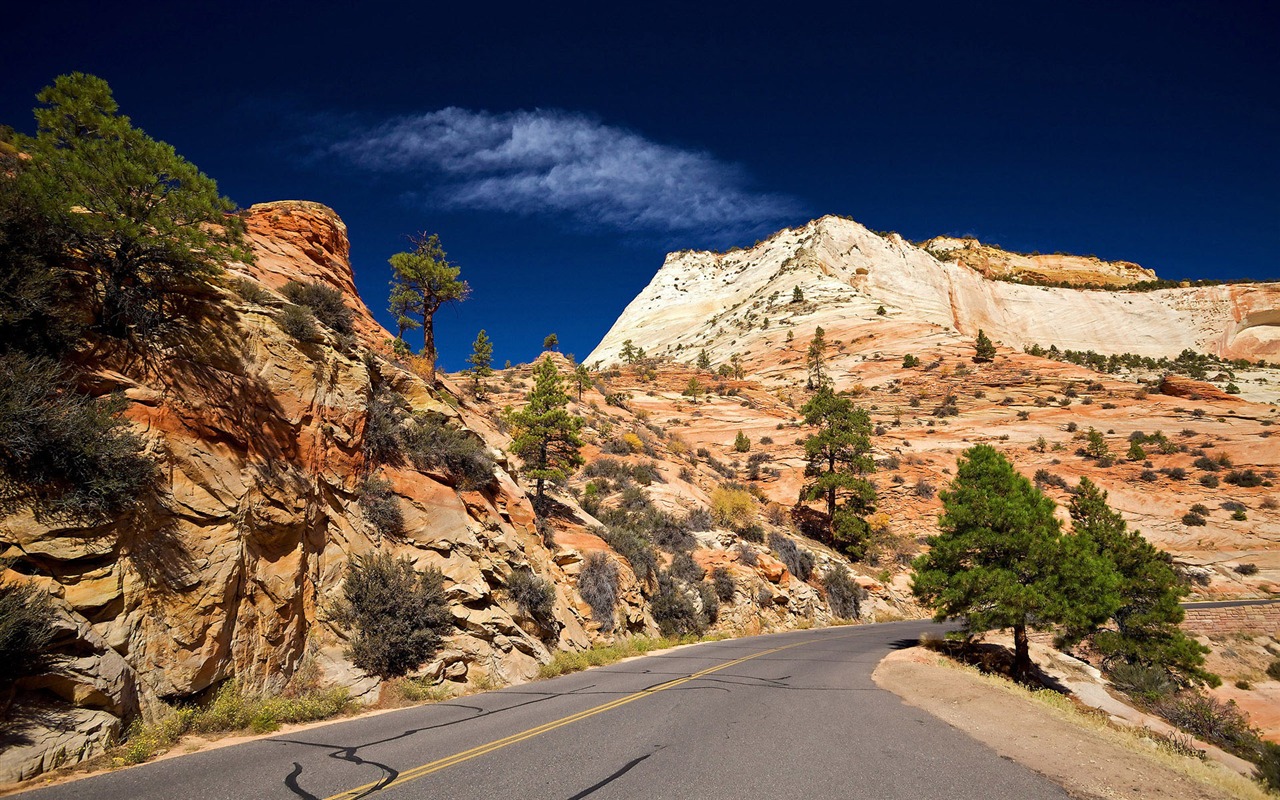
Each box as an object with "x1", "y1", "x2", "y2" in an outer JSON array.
[{"x1": 20, "y1": 621, "x2": 1069, "y2": 799}]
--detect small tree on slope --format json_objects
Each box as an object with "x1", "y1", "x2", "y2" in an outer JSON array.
[
  {"x1": 508, "y1": 357, "x2": 584, "y2": 509},
  {"x1": 912, "y1": 444, "x2": 1120, "y2": 680}
]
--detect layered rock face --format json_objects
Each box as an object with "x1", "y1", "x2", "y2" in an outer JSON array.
[
  {"x1": 587, "y1": 216, "x2": 1280, "y2": 368},
  {"x1": 1, "y1": 203, "x2": 588, "y2": 781}
]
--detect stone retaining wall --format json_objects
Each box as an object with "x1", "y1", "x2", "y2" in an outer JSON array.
[{"x1": 1181, "y1": 603, "x2": 1280, "y2": 636}]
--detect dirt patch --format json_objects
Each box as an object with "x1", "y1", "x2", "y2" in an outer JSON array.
[{"x1": 874, "y1": 647, "x2": 1268, "y2": 800}]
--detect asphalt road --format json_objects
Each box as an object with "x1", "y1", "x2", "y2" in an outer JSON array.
[{"x1": 21, "y1": 621, "x2": 1070, "y2": 799}]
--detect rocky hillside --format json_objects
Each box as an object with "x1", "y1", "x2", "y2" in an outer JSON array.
[
  {"x1": 587, "y1": 215, "x2": 1280, "y2": 369},
  {"x1": 0, "y1": 203, "x2": 896, "y2": 783}
]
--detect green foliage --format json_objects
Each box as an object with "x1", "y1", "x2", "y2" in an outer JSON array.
[
  {"x1": 387, "y1": 233, "x2": 469, "y2": 377},
  {"x1": 598, "y1": 525, "x2": 659, "y2": 583},
  {"x1": 1154, "y1": 691, "x2": 1260, "y2": 759},
  {"x1": 711, "y1": 566, "x2": 735, "y2": 601},
  {"x1": 911, "y1": 445, "x2": 1121, "y2": 679},
  {"x1": 733, "y1": 431, "x2": 751, "y2": 452},
  {"x1": 578, "y1": 552, "x2": 619, "y2": 631},
  {"x1": 902, "y1": 354, "x2": 920, "y2": 368},
  {"x1": 0, "y1": 571, "x2": 60, "y2": 688},
  {"x1": 358, "y1": 474, "x2": 403, "y2": 538},
  {"x1": 228, "y1": 277, "x2": 272, "y2": 305},
  {"x1": 507, "y1": 358, "x2": 584, "y2": 506},
  {"x1": 572, "y1": 363, "x2": 592, "y2": 401},
  {"x1": 17, "y1": 73, "x2": 251, "y2": 337},
  {"x1": 0, "y1": 352, "x2": 159, "y2": 523},
  {"x1": 822, "y1": 564, "x2": 865, "y2": 619},
  {"x1": 542, "y1": 333, "x2": 558, "y2": 351},
  {"x1": 669, "y1": 551, "x2": 704, "y2": 583},
  {"x1": 799, "y1": 386, "x2": 876, "y2": 538},
  {"x1": 792, "y1": 286, "x2": 804, "y2": 303},
  {"x1": 769, "y1": 531, "x2": 814, "y2": 581},
  {"x1": 1126, "y1": 440, "x2": 1147, "y2": 461},
  {"x1": 1083, "y1": 428, "x2": 1111, "y2": 459},
  {"x1": 696, "y1": 349, "x2": 712, "y2": 370},
  {"x1": 973, "y1": 329, "x2": 996, "y2": 362},
  {"x1": 876, "y1": 305, "x2": 886, "y2": 316},
  {"x1": 1255, "y1": 741, "x2": 1280, "y2": 794},
  {"x1": 682, "y1": 376, "x2": 705, "y2": 400},
  {"x1": 336, "y1": 553, "x2": 453, "y2": 678},
  {"x1": 281, "y1": 280, "x2": 353, "y2": 335},
  {"x1": 507, "y1": 569, "x2": 555, "y2": 629},
  {"x1": 466, "y1": 329, "x2": 494, "y2": 386},
  {"x1": 278, "y1": 303, "x2": 319, "y2": 341},
  {"x1": 619, "y1": 339, "x2": 641, "y2": 364},
  {"x1": 650, "y1": 571, "x2": 705, "y2": 636},
  {"x1": 806, "y1": 326, "x2": 828, "y2": 389},
  {"x1": 1068, "y1": 478, "x2": 1214, "y2": 686},
  {"x1": 401, "y1": 413, "x2": 494, "y2": 490}
]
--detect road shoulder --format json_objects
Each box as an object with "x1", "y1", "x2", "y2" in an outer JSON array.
[{"x1": 873, "y1": 647, "x2": 1266, "y2": 800}]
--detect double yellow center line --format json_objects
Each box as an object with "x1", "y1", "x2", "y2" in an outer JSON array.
[{"x1": 323, "y1": 637, "x2": 816, "y2": 799}]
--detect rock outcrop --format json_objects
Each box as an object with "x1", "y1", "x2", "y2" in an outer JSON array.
[
  {"x1": 920, "y1": 236, "x2": 1157, "y2": 287},
  {"x1": 587, "y1": 216, "x2": 1280, "y2": 368}
]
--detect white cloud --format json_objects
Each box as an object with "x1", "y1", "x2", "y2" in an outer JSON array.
[{"x1": 328, "y1": 108, "x2": 798, "y2": 239}]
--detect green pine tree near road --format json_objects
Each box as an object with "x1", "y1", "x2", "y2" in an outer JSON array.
[
  {"x1": 388, "y1": 233, "x2": 469, "y2": 383},
  {"x1": 912, "y1": 445, "x2": 1120, "y2": 680}
]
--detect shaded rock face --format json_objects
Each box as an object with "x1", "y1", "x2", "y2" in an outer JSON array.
[
  {"x1": 1, "y1": 203, "x2": 610, "y2": 781},
  {"x1": 587, "y1": 215, "x2": 1280, "y2": 367}
]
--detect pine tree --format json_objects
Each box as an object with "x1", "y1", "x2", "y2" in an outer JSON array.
[
  {"x1": 974, "y1": 329, "x2": 996, "y2": 362},
  {"x1": 733, "y1": 431, "x2": 751, "y2": 452},
  {"x1": 792, "y1": 286, "x2": 804, "y2": 303},
  {"x1": 1068, "y1": 478, "x2": 1215, "y2": 685},
  {"x1": 619, "y1": 339, "x2": 638, "y2": 364},
  {"x1": 466, "y1": 330, "x2": 493, "y2": 388},
  {"x1": 387, "y1": 233, "x2": 469, "y2": 383},
  {"x1": 800, "y1": 386, "x2": 876, "y2": 556},
  {"x1": 542, "y1": 333, "x2": 558, "y2": 351},
  {"x1": 18, "y1": 73, "x2": 251, "y2": 338},
  {"x1": 682, "y1": 376, "x2": 704, "y2": 401},
  {"x1": 806, "y1": 327, "x2": 829, "y2": 389},
  {"x1": 572, "y1": 363, "x2": 592, "y2": 402},
  {"x1": 508, "y1": 358, "x2": 584, "y2": 509},
  {"x1": 912, "y1": 445, "x2": 1120, "y2": 680},
  {"x1": 696, "y1": 349, "x2": 712, "y2": 371}
]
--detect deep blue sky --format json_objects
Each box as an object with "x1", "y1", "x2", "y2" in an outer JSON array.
[{"x1": 4, "y1": 1, "x2": 1277, "y2": 367}]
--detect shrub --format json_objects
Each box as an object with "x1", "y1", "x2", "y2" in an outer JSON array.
[
  {"x1": 1160, "y1": 467, "x2": 1188, "y2": 481},
  {"x1": 710, "y1": 486, "x2": 757, "y2": 528},
  {"x1": 737, "y1": 543, "x2": 758, "y2": 566},
  {"x1": 228, "y1": 276, "x2": 273, "y2": 305},
  {"x1": 1107, "y1": 662, "x2": 1176, "y2": 702},
  {"x1": 1140, "y1": 469, "x2": 1159, "y2": 482},
  {"x1": 1267, "y1": 660, "x2": 1280, "y2": 682},
  {"x1": 1192, "y1": 455, "x2": 1220, "y2": 472},
  {"x1": 1225, "y1": 469, "x2": 1264, "y2": 488},
  {"x1": 1235, "y1": 563, "x2": 1259, "y2": 575},
  {"x1": 1232, "y1": 509, "x2": 1248, "y2": 521},
  {"x1": 278, "y1": 304, "x2": 319, "y2": 340},
  {"x1": 358, "y1": 474, "x2": 403, "y2": 537},
  {"x1": 1199, "y1": 474, "x2": 1220, "y2": 488},
  {"x1": 599, "y1": 526, "x2": 658, "y2": 583},
  {"x1": 914, "y1": 480, "x2": 936, "y2": 499},
  {"x1": 578, "y1": 552, "x2": 619, "y2": 631},
  {"x1": 1033, "y1": 469, "x2": 1069, "y2": 490},
  {"x1": 1189, "y1": 503, "x2": 1210, "y2": 516},
  {"x1": 902, "y1": 354, "x2": 920, "y2": 368},
  {"x1": 669, "y1": 551, "x2": 705, "y2": 583},
  {"x1": 0, "y1": 353, "x2": 159, "y2": 523},
  {"x1": 736, "y1": 521, "x2": 765, "y2": 543},
  {"x1": 507, "y1": 570, "x2": 555, "y2": 628},
  {"x1": 1256, "y1": 741, "x2": 1280, "y2": 794},
  {"x1": 336, "y1": 553, "x2": 452, "y2": 678},
  {"x1": 711, "y1": 566, "x2": 735, "y2": 601},
  {"x1": 1154, "y1": 691, "x2": 1260, "y2": 758},
  {"x1": 697, "y1": 581, "x2": 719, "y2": 625},
  {"x1": 823, "y1": 565, "x2": 865, "y2": 619},
  {"x1": 759, "y1": 435, "x2": 774, "y2": 445},
  {"x1": 650, "y1": 572, "x2": 704, "y2": 636},
  {"x1": 281, "y1": 280, "x2": 353, "y2": 335},
  {"x1": 684, "y1": 507, "x2": 713, "y2": 531},
  {"x1": 402, "y1": 413, "x2": 494, "y2": 489},
  {"x1": 733, "y1": 431, "x2": 751, "y2": 452},
  {"x1": 1181, "y1": 512, "x2": 1206, "y2": 526},
  {"x1": 0, "y1": 572, "x2": 60, "y2": 688},
  {"x1": 769, "y1": 532, "x2": 814, "y2": 581}
]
